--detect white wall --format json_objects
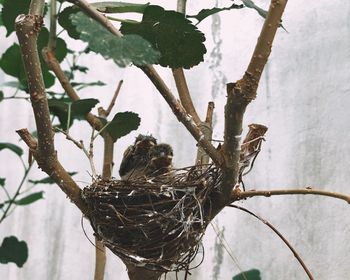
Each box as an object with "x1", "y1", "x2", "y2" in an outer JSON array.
[{"x1": 1, "y1": 1, "x2": 350, "y2": 279}]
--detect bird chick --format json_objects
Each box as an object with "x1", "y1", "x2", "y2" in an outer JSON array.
[
  {"x1": 119, "y1": 134, "x2": 157, "y2": 180},
  {"x1": 146, "y1": 143, "x2": 174, "y2": 177}
]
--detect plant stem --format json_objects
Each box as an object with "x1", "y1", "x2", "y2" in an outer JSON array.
[{"x1": 0, "y1": 163, "x2": 33, "y2": 223}]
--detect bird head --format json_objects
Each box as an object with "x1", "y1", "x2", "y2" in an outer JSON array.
[
  {"x1": 134, "y1": 134, "x2": 157, "y2": 154},
  {"x1": 149, "y1": 143, "x2": 173, "y2": 168}
]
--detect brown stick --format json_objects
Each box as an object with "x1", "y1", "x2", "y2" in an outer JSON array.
[
  {"x1": 172, "y1": 69, "x2": 201, "y2": 125},
  {"x1": 15, "y1": 7, "x2": 87, "y2": 214},
  {"x1": 42, "y1": 48, "x2": 103, "y2": 130},
  {"x1": 196, "y1": 102, "x2": 215, "y2": 165},
  {"x1": 233, "y1": 188, "x2": 350, "y2": 204},
  {"x1": 98, "y1": 80, "x2": 123, "y2": 118}
]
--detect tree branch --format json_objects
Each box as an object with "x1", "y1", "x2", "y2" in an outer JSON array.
[
  {"x1": 141, "y1": 65, "x2": 223, "y2": 166},
  {"x1": 15, "y1": 3, "x2": 87, "y2": 214},
  {"x1": 232, "y1": 188, "x2": 350, "y2": 204},
  {"x1": 98, "y1": 80, "x2": 123, "y2": 118},
  {"x1": 222, "y1": 0, "x2": 288, "y2": 199},
  {"x1": 172, "y1": 68, "x2": 201, "y2": 125},
  {"x1": 42, "y1": 48, "x2": 103, "y2": 130}
]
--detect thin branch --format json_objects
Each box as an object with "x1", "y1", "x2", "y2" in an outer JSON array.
[
  {"x1": 173, "y1": 0, "x2": 201, "y2": 125},
  {"x1": 196, "y1": 102, "x2": 214, "y2": 165},
  {"x1": 94, "y1": 134, "x2": 115, "y2": 280},
  {"x1": 42, "y1": 48, "x2": 103, "y2": 130},
  {"x1": 55, "y1": 128, "x2": 97, "y2": 177},
  {"x1": 48, "y1": 0, "x2": 57, "y2": 51},
  {"x1": 233, "y1": 188, "x2": 350, "y2": 204},
  {"x1": 172, "y1": 68, "x2": 201, "y2": 125},
  {"x1": 177, "y1": 0, "x2": 187, "y2": 14},
  {"x1": 228, "y1": 204, "x2": 314, "y2": 280},
  {"x1": 98, "y1": 80, "x2": 123, "y2": 118},
  {"x1": 205, "y1": 101, "x2": 215, "y2": 124},
  {"x1": 67, "y1": 0, "x2": 122, "y2": 37},
  {"x1": 222, "y1": 0, "x2": 288, "y2": 199},
  {"x1": 141, "y1": 65, "x2": 223, "y2": 166}
]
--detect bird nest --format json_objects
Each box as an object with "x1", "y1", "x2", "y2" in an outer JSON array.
[{"x1": 82, "y1": 165, "x2": 223, "y2": 272}]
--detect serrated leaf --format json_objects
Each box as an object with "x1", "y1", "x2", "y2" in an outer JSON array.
[
  {"x1": 48, "y1": 98, "x2": 99, "y2": 128},
  {"x1": 0, "y1": 90, "x2": 3, "y2": 102},
  {"x1": 29, "y1": 172, "x2": 77, "y2": 185},
  {"x1": 14, "y1": 191, "x2": 44, "y2": 205},
  {"x1": 58, "y1": 6, "x2": 81, "y2": 40},
  {"x1": 0, "y1": 143, "x2": 23, "y2": 157},
  {"x1": 71, "y1": 99, "x2": 100, "y2": 120},
  {"x1": 232, "y1": 269, "x2": 261, "y2": 280},
  {"x1": 92, "y1": 1, "x2": 149, "y2": 13},
  {"x1": 0, "y1": 236, "x2": 28, "y2": 267},
  {"x1": 0, "y1": 177, "x2": 5, "y2": 187},
  {"x1": 103, "y1": 112, "x2": 140, "y2": 142},
  {"x1": 120, "y1": 5, "x2": 206, "y2": 69},
  {"x1": 1, "y1": 0, "x2": 31, "y2": 36},
  {"x1": 71, "y1": 12, "x2": 160, "y2": 67},
  {"x1": 187, "y1": 3, "x2": 243, "y2": 24}
]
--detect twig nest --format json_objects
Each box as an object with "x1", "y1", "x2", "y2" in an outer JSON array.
[{"x1": 82, "y1": 165, "x2": 222, "y2": 272}]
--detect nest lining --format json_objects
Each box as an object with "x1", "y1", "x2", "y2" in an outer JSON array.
[{"x1": 82, "y1": 165, "x2": 222, "y2": 272}]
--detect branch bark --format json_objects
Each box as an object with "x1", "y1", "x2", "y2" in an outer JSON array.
[
  {"x1": 15, "y1": 5, "x2": 88, "y2": 214},
  {"x1": 221, "y1": 0, "x2": 288, "y2": 200},
  {"x1": 233, "y1": 188, "x2": 350, "y2": 204}
]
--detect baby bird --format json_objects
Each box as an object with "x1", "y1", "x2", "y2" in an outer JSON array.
[
  {"x1": 145, "y1": 143, "x2": 174, "y2": 177},
  {"x1": 119, "y1": 134, "x2": 157, "y2": 180}
]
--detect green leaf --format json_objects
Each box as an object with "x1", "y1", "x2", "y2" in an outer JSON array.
[
  {"x1": 14, "y1": 191, "x2": 44, "y2": 205},
  {"x1": 0, "y1": 236, "x2": 28, "y2": 267},
  {"x1": 71, "y1": 99, "x2": 100, "y2": 120},
  {"x1": 0, "y1": 143, "x2": 23, "y2": 157},
  {"x1": 92, "y1": 1, "x2": 149, "y2": 13},
  {"x1": 0, "y1": 177, "x2": 5, "y2": 187},
  {"x1": 71, "y1": 12, "x2": 160, "y2": 67},
  {"x1": 120, "y1": 5, "x2": 206, "y2": 69},
  {"x1": 187, "y1": 3, "x2": 243, "y2": 24},
  {"x1": 58, "y1": 6, "x2": 81, "y2": 40},
  {"x1": 103, "y1": 111, "x2": 140, "y2": 142},
  {"x1": 1, "y1": 0, "x2": 31, "y2": 37},
  {"x1": 48, "y1": 98, "x2": 99, "y2": 128},
  {"x1": 0, "y1": 44, "x2": 27, "y2": 88},
  {"x1": 0, "y1": 90, "x2": 3, "y2": 102},
  {"x1": 29, "y1": 172, "x2": 77, "y2": 185},
  {"x1": 233, "y1": 269, "x2": 261, "y2": 280}
]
